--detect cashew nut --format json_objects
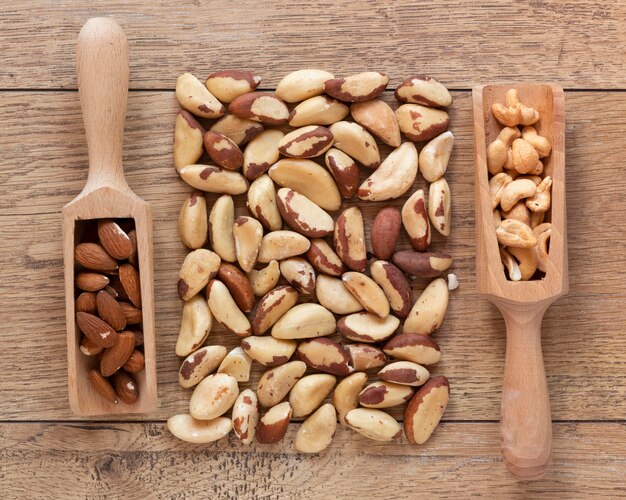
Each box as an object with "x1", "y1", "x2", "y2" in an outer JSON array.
[
  {"x1": 500, "y1": 178, "x2": 537, "y2": 212},
  {"x1": 509, "y1": 246, "x2": 538, "y2": 281},
  {"x1": 489, "y1": 173, "x2": 513, "y2": 209},
  {"x1": 530, "y1": 210, "x2": 545, "y2": 228},
  {"x1": 501, "y1": 202, "x2": 531, "y2": 227},
  {"x1": 511, "y1": 138, "x2": 540, "y2": 174},
  {"x1": 496, "y1": 219, "x2": 537, "y2": 248},
  {"x1": 533, "y1": 223, "x2": 552, "y2": 237},
  {"x1": 516, "y1": 174, "x2": 542, "y2": 185},
  {"x1": 492, "y1": 89, "x2": 539, "y2": 127},
  {"x1": 521, "y1": 126, "x2": 551, "y2": 158},
  {"x1": 535, "y1": 226, "x2": 551, "y2": 272},
  {"x1": 499, "y1": 248, "x2": 521, "y2": 281},
  {"x1": 486, "y1": 127, "x2": 520, "y2": 175},
  {"x1": 493, "y1": 209, "x2": 502, "y2": 228},
  {"x1": 526, "y1": 176, "x2": 552, "y2": 213}
]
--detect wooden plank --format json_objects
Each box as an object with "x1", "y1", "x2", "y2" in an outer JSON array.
[
  {"x1": 0, "y1": 1, "x2": 625, "y2": 89},
  {"x1": 1, "y1": 422, "x2": 625, "y2": 498},
  {"x1": 1, "y1": 91, "x2": 625, "y2": 420}
]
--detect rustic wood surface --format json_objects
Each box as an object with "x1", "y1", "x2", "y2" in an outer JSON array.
[{"x1": 1, "y1": 1, "x2": 625, "y2": 498}]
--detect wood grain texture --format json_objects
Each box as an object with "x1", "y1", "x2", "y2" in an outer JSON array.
[
  {"x1": 0, "y1": 91, "x2": 625, "y2": 421},
  {"x1": 1, "y1": 422, "x2": 625, "y2": 498},
  {"x1": 0, "y1": 1, "x2": 625, "y2": 89}
]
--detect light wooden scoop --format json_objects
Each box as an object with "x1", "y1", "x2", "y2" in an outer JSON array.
[
  {"x1": 472, "y1": 84, "x2": 568, "y2": 479},
  {"x1": 62, "y1": 18, "x2": 156, "y2": 415}
]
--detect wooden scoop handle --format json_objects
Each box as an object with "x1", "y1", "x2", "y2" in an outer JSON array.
[
  {"x1": 77, "y1": 17, "x2": 129, "y2": 191},
  {"x1": 500, "y1": 304, "x2": 552, "y2": 479}
]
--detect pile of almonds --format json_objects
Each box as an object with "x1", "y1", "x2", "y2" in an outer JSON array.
[
  {"x1": 74, "y1": 219, "x2": 146, "y2": 404},
  {"x1": 487, "y1": 89, "x2": 553, "y2": 280},
  {"x1": 168, "y1": 69, "x2": 457, "y2": 450}
]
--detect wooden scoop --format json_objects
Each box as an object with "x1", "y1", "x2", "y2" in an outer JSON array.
[
  {"x1": 472, "y1": 84, "x2": 568, "y2": 479},
  {"x1": 62, "y1": 18, "x2": 156, "y2": 415}
]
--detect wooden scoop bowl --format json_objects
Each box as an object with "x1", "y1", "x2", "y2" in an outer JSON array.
[
  {"x1": 62, "y1": 18, "x2": 156, "y2": 415},
  {"x1": 472, "y1": 84, "x2": 568, "y2": 479}
]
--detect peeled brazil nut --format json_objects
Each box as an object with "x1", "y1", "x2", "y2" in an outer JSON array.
[
  {"x1": 371, "y1": 207, "x2": 401, "y2": 260},
  {"x1": 333, "y1": 372, "x2": 367, "y2": 424},
  {"x1": 278, "y1": 125, "x2": 334, "y2": 159},
  {"x1": 402, "y1": 189, "x2": 431, "y2": 251},
  {"x1": 189, "y1": 373, "x2": 239, "y2": 420},
  {"x1": 269, "y1": 159, "x2": 341, "y2": 211},
  {"x1": 179, "y1": 191, "x2": 208, "y2": 249},
  {"x1": 241, "y1": 336, "x2": 297, "y2": 367},
  {"x1": 404, "y1": 376, "x2": 450, "y2": 444},
  {"x1": 306, "y1": 238, "x2": 346, "y2": 277},
  {"x1": 358, "y1": 381, "x2": 414, "y2": 409},
  {"x1": 210, "y1": 115, "x2": 263, "y2": 146},
  {"x1": 203, "y1": 131, "x2": 244, "y2": 170},
  {"x1": 342, "y1": 272, "x2": 390, "y2": 319},
  {"x1": 358, "y1": 142, "x2": 418, "y2": 201},
  {"x1": 174, "y1": 111, "x2": 205, "y2": 169},
  {"x1": 242, "y1": 129, "x2": 284, "y2": 180},
  {"x1": 428, "y1": 177, "x2": 451, "y2": 236},
  {"x1": 277, "y1": 188, "x2": 334, "y2": 237},
  {"x1": 209, "y1": 195, "x2": 236, "y2": 262},
  {"x1": 175, "y1": 72, "x2": 225, "y2": 119},
  {"x1": 378, "y1": 361, "x2": 430, "y2": 387},
  {"x1": 324, "y1": 71, "x2": 389, "y2": 102},
  {"x1": 167, "y1": 414, "x2": 232, "y2": 444},
  {"x1": 247, "y1": 174, "x2": 282, "y2": 231},
  {"x1": 231, "y1": 389, "x2": 260, "y2": 444},
  {"x1": 257, "y1": 361, "x2": 307, "y2": 408},
  {"x1": 395, "y1": 75, "x2": 452, "y2": 108},
  {"x1": 205, "y1": 70, "x2": 261, "y2": 103},
  {"x1": 217, "y1": 346, "x2": 252, "y2": 382},
  {"x1": 276, "y1": 69, "x2": 335, "y2": 103},
  {"x1": 392, "y1": 250, "x2": 452, "y2": 278},
  {"x1": 329, "y1": 121, "x2": 380, "y2": 169},
  {"x1": 382, "y1": 333, "x2": 441, "y2": 365},
  {"x1": 344, "y1": 344, "x2": 386, "y2": 371},
  {"x1": 350, "y1": 99, "x2": 401, "y2": 147},
  {"x1": 289, "y1": 373, "x2": 337, "y2": 417},
  {"x1": 257, "y1": 230, "x2": 311, "y2": 263},
  {"x1": 177, "y1": 249, "x2": 221, "y2": 301},
  {"x1": 295, "y1": 403, "x2": 337, "y2": 453},
  {"x1": 419, "y1": 131, "x2": 454, "y2": 182},
  {"x1": 233, "y1": 216, "x2": 263, "y2": 273},
  {"x1": 345, "y1": 408, "x2": 401, "y2": 442},
  {"x1": 176, "y1": 294, "x2": 213, "y2": 357},
  {"x1": 251, "y1": 285, "x2": 299, "y2": 335},
  {"x1": 206, "y1": 279, "x2": 251, "y2": 337},
  {"x1": 338, "y1": 311, "x2": 399, "y2": 343},
  {"x1": 296, "y1": 337, "x2": 354, "y2": 376},
  {"x1": 247, "y1": 260, "x2": 280, "y2": 297},
  {"x1": 271, "y1": 303, "x2": 336, "y2": 339},
  {"x1": 396, "y1": 104, "x2": 449, "y2": 142},
  {"x1": 178, "y1": 345, "x2": 227, "y2": 388},
  {"x1": 315, "y1": 275, "x2": 363, "y2": 315},
  {"x1": 370, "y1": 260, "x2": 412, "y2": 319},
  {"x1": 228, "y1": 92, "x2": 289, "y2": 125},
  {"x1": 178, "y1": 165, "x2": 248, "y2": 195},
  {"x1": 289, "y1": 95, "x2": 349, "y2": 127},
  {"x1": 495, "y1": 219, "x2": 537, "y2": 248},
  {"x1": 217, "y1": 263, "x2": 255, "y2": 313},
  {"x1": 324, "y1": 148, "x2": 360, "y2": 199},
  {"x1": 280, "y1": 258, "x2": 316, "y2": 295},
  {"x1": 334, "y1": 207, "x2": 367, "y2": 272},
  {"x1": 403, "y1": 278, "x2": 448, "y2": 335},
  {"x1": 256, "y1": 401, "x2": 292, "y2": 444}
]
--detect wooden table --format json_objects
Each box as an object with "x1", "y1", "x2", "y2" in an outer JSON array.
[{"x1": 1, "y1": 1, "x2": 625, "y2": 497}]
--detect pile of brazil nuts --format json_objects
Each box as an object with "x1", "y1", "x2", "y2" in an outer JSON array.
[
  {"x1": 168, "y1": 70, "x2": 458, "y2": 451},
  {"x1": 487, "y1": 89, "x2": 553, "y2": 281},
  {"x1": 74, "y1": 219, "x2": 146, "y2": 405}
]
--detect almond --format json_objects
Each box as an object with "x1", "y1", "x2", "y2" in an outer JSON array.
[
  {"x1": 296, "y1": 337, "x2": 353, "y2": 376},
  {"x1": 87, "y1": 368, "x2": 118, "y2": 404},
  {"x1": 395, "y1": 75, "x2": 452, "y2": 107},
  {"x1": 217, "y1": 263, "x2": 255, "y2": 313},
  {"x1": 75, "y1": 272, "x2": 109, "y2": 292},
  {"x1": 173, "y1": 110, "x2": 205, "y2": 170},
  {"x1": 295, "y1": 404, "x2": 337, "y2": 453},
  {"x1": 217, "y1": 346, "x2": 253, "y2": 382},
  {"x1": 96, "y1": 290, "x2": 127, "y2": 331},
  {"x1": 75, "y1": 243, "x2": 118, "y2": 272},
  {"x1": 103, "y1": 285, "x2": 118, "y2": 299},
  {"x1": 378, "y1": 361, "x2": 430, "y2": 387},
  {"x1": 210, "y1": 114, "x2": 264, "y2": 146},
  {"x1": 232, "y1": 389, "x2": 260, "y2": 444},
  {"x1": 278, "y1": 125, "x2": 334, "y2": 158},
  {"x1": 175, "y1": 72, "x2": 225, "y2": 119},
  {"x1": 178, "y1": 345, "x2": 227, "y2": 388},
  {"x1": 357, "y1": 142, "x2": 418, "y2": 201},
  {"x1": 403, "y1": 278, "x2": 449, "y2": 335},
  {"x1": 382, "y1": 333, "x2": 441, "y2": 365},
  {"x1": 177, "y1": 248, "x2": 221, "y2": 301},
  {"x1": 344, "y1": 344, "x2": 387, "y2": 371},
  {"x1": 76, "y1": 292, "x2": 97, "y2": 314},
  {"x1": 429, "y1": 177, "x2": 452, "y2": 236},
  {"x1": 279, "y1": 258, "x2": 316, "y2": 295},
  {"x1": 369, "y1": 260, "x2": 412, "y2": 318},
  {"x1": 176, "y1": 294, "x2": 212, "y2": 356},
  {"x1": 288, "y1": 95, "x2": 349, "y2": 127},
  {"x1": 203, "y1": 131, "x2": 244, "y2": 170},
  {"x1": 246, "y1": 174, "x2": 283, "y2": 231},
  {"x1": 334, "y1": 207, "x2": 366, "y2": 272},
  {"x1": 277, "y1": 188, "x2": 334, "y2": 237},
  {"x1": 329, "y1": 121, "x2": 380, "y2": 169},
  {"x1": 350, "y1": 99, "x2": 401, "y2": 147},
  {"x1": 209, "y1": 194, "x2": 237, "y2": 262},
  {"x1": 100, "y1": 331, "x2": 135, "y2": 377},
  {"x1": 247, "y1": 260, "x2": 281, "y2": 297},
  {"x1": 205, "y1": 70, "x2": 261, "y2": 103},
  {"x1": 189, "y1": 373, "x2": 239, "y2": 420},
  {"x1": 76, "y1": 312, "x2": 117, "y2": 348},
  {"x1": 342, "y1": 272, "x2": 390, "y2": 319},
  {"x1": 333, "y1": 372, "x2": 367, "y2": 424},
  {"x1": 111, "y1": 370, "x2": 139, "y2": 404},
  {"x1": 396, "y1": 104, "x2": 449, "y2": 142},
  {"x1": 324, "y1": 148, "x2": 360, "y2": 199},
  {"x1": 123, "y1": 350, "x2": 145, "y2": 373},
  {"x1": 338, "y1": 311, "x2": 399, "y2": 343},
  {"x1": 79, "y1": 335, "x2": 103, "y2": 356},
  {"x1": 168, "y1": 414, "x2": 232, "y2": 444},
  {"x1": 306, "y1": 238, "x2": 346, "y2": 277},
  {"x1": 271, "y1": 303, "x2": 336, "y2": 340},
  {"x1": 289, "y1": 374, "x2": 337, "y2": 417},
  {"x1": 233, "y1": 216, "x2": 263, "y2": 273},
  {"x1": 276, "y1": 69, "x2": 335, "y2": 103},
  {"x1": 119, "y1": 263, "x2": 141, "y2": 308},
  {"x1": 404, "y1": 376, "x2": 450, "y2": 444},
  {"x1": 228, "y1": 92, "x2": 289, "y2": 124},
  {"x1": 178, "y1": 164, "x2": 249, "y2": 195},
  {"x1": 401, "y1": 189, "x2": 431, "y2": 251},
  {"x1": 242, "y1": 129, "x2": 284, "y2": 180},
  {"x1": 241, "y1": 336, "x2": 297, "y2": 367},
  {"x1": 344, "y1": 408, "x2": 401, "y2": 442},
  {"x1": 314, "y1": 274, "x2": 363, "y2": 315},
  {"x1": 178, "y1": 191, "x2": 208, "y2": 249},
  {"x1": 358, "y1": 381, "x2": 414, "y2": 409},
  {"x1": 257, "y1": 361, "x2": 307, "y2": 408},
  {"x1": 257, "y1": 402, "x2": 292, "y2": 444},
  {"x1": 130, "y1": 329, "x2": 144, "y2": 347},
  {"x1": 127, "y1": 229, "x2": 138, "y2": 266},
  {"x1": 257, "y1": 230, "x2": 311, "y2": 263},
  {"x1": 324, "y1": 71, "x2": 389, "y2": 102},
  {"x1": 206, "y1": 279, "x2": 251, "y2": 337},
  {"x1": 392, "y1": 251, "x2": 452, "y2": 278},
  {"x1": 371, "y1": 207, "x2": 401, "y2": 260}
]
